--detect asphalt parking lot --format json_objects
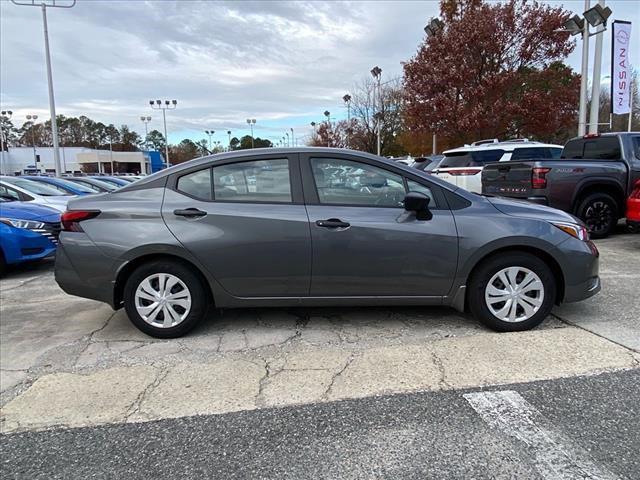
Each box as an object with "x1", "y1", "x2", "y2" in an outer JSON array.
[{"x1": 1, "y1": 231, "x2": 639, "y2": 478}]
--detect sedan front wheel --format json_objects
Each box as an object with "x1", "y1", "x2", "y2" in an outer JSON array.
[{"x1": 468, "y1": 252, "x2": 556, "y2": 332}]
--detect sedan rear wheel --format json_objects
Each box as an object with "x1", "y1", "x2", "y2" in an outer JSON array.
[
  {"x1": 124, "y1": 260, "x2": 209, "y2": 338},
  {"x1": 468, "y1": 252, "x2": 556, "y2": 332}
]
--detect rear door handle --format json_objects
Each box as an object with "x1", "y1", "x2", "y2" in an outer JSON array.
[
  {"x1": 316, "y1": 218, "x2": 350, "y2": 229},
  {"x1": 173, "y1": 208, "x2": 207, "y2": 218}
]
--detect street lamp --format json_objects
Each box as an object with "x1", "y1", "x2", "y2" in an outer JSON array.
[
  {"x1": 424, "y1": 17, "x2": 443, "y2": 37},
  {"x1": 246, "y1": 118, "x2": 256, "y2": 148},
  {"x1": 323, "y1": 111, "x2": 331, "y2": 147},
  {"x1": 149, "y1": 99, "x2": 177, "y2": 169},
  {"x1": 0, "y1": 110, "x2": 13, "y2": 175},
  {"x1": 26, "y1": 114, "x2": 39, "y2": 169},
  {"x1": 370, "y1": 66, "x2": 382, "y2": 155},
  {"x1": 11, "y1": 0, "x2": 76, "y2": 176},
  {"x1": 558, "y1": 1, "x2": 613, "y2": 135},
  {"x1": 343, "y1": 94, "x2": 352, "y2": 148},
  {"x1": 140, "y1": 115, "x2": 151, "y2": 147},
  {"x1": 290, "y1": 128, "x2": 294, "y2": 147},
  {"x1": 227, "y1": 130, "x2": 232, "y2": 150},
  {"x1": 285, "y1": 132, "x2": 290, "y2": 147},
  {"x1": 205, "y1": 130, "x2": 215, "y2": 150}
]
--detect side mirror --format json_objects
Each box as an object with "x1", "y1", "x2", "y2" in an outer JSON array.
[{"x1": 404, "y1": 192, "x2": 432, "y2": 221}]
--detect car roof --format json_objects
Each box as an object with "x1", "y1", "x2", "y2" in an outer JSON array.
[{"x1": 443, "y1": 141, "x2": 563, "y2": 154}]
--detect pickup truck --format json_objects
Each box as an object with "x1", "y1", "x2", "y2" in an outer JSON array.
[{"x1": 482, "y1": 132, "x2": 640, "y2": 238}]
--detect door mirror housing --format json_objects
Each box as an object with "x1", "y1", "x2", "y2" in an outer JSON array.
[{"x1": 404, "y1": 192, "x2": 432, "y2": 220}]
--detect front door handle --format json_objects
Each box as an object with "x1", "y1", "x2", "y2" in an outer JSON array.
[
  {"x1": 174, "y1": 208, "x2": 207, "y2": 218},
  {"x1": 316, "y1": 218, "x2": 350, "y2": 229}
]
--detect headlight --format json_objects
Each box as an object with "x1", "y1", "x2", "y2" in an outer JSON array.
[
  {"x1": 551, "y1": 222, "x2": 589, "y2": 241},
  {"x1": 0, "y1": 218, "x2": 45, "y2": 230}
]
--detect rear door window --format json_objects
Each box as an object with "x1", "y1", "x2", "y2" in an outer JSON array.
[
  {"x1": 177, "y1": 168, "x2": 213, "y2": 200},
  {"x1": 213, "y1": 159, "x2": 292, "y2": 203},
  {"x1": 583, "y1": 137, "x2": 621, "y2": 160}
]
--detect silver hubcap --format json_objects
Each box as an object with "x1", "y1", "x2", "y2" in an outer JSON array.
[
  {"x1": 134, "y1": 273, "x2": 191, "y2": 328},
  {"x1": 484, "y1": 267, "x2": 544, "y2": 323}
]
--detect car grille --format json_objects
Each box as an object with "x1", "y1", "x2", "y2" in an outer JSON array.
[{"x1": 29, "y1": 222, "x2": 62, "y2": 245}]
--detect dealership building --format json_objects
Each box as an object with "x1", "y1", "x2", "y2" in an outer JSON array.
[{"x1": 0, "y1": 147, "x2": 165, "y2": 176}]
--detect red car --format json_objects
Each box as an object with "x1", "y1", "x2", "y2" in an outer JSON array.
[{"x1": 627, "y1": 180, "x2": 640, "y2": 233}]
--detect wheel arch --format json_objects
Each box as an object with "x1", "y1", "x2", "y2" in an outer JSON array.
[
  {"x1": 572, "y1": 179, "x2": 625, "y2": 217},
  {"x1": 113, "y1": 253, "x2": 214, "y2": 309}
]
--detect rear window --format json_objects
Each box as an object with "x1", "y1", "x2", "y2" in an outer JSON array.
[
  {"x1": 561, "y1": 137, "x2": 621, "y2": 160},
  {"x1": 440, "y1": 149, "x2": 505, "y2": 168},
  {"x1": 511, "y1": 147, "x2": 560, "y2": 161}
]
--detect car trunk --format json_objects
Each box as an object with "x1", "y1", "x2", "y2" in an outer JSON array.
[{"x1": 481, "y1": 162, "x2": 536, "y2": 197}]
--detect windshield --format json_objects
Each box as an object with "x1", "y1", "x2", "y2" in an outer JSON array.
[{"x1": 3, "y1": 177, "x2": 70, "y2": 196}]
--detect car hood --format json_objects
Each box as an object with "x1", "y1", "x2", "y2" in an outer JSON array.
[
  {"x1": 486, "y1": 196, "x2": 582, "y2": 224},
  {"x1": 0, "y1": 202, "x2": 61, "y2": 223}
]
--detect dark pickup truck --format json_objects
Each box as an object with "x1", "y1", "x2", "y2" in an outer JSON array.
[{"x1": 482, "y1": 132, "x2": 640, "y2": 238}]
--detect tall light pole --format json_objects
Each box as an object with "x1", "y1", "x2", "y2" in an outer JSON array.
[
  {"x1": 140, "y1": 116, "x2": 151, "y2": 147},
  {"x1": 26, "y1": 114, "x2": 39, "y2": 169},
  {"x1": 0, "y1": 110, "x2": 13, "y2": 175},
  {"x1": 11, "y1": 1, "x2": 76, "y2": 176},
  {"x1": 205, "y1": 130, "x2": 215, "y2": 150},
  {"x1": 370, "y1": 66, "x2": 382, "y2": 156},
  {"x1": 290, "y1": 128, "x2": 294, "y2": 147},
  {"x1": 246, "y1": 118, "x2": 256, "y2": 148},
  {"x1": 285, "y1": 132, "x2": 290, "y2": 147},
  {"x1": 150, "y1": 99, "x2": 177, "y2": 169},
  {"x1": 558, "y1": 3, "x2": 612, "y2": 135},
  {"x1": 586, "y1": 1, "x2": 612, "y2": 134},
  {"x1": 227, "y1": 130, "x2": 232, "y2": 150},
  {"x1": 343, "y1": 94, "x2": 352, "y2": 148}
]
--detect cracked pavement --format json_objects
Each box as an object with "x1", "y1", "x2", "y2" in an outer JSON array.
[{"x1": 1, "y1": 233, "x2": 639, "y2": 434}]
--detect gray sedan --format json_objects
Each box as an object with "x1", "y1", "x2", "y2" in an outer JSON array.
[{"x1": 55, "y1": 148, "x2": 600, "y2": 338}]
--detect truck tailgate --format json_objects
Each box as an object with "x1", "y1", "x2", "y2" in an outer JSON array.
[{"x1": 482, "y1": 162, "x2": 535, "y2": 197}]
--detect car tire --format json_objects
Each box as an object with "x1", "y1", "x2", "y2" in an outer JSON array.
[
  {"x1": 123, "y1": 259, "x2": 209, "y2": 338},
  {"x1": 576, "y1": 193, "x2": 618, "y2": 239},
  {"x1": 468, "y1": 252, "x2": 556, "y2": 332}
]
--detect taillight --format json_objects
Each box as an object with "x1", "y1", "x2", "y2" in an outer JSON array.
[
  {"x1": 532, "y1": 167, "x2": 551, "y2": 189},
  {"x1": 447, "y1": 168, "x2": 481, "y2": 176},
  {"x1": 61, "y1": 210, "x2": 100, "y2": 232}
]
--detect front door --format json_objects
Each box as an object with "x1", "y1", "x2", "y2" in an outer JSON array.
[
  {"x1": 162, "y1": 154, "x2": 311, "y2": 297},
  {"x1": 302, "y1": 155, "x2": 458, "y2": 297}
]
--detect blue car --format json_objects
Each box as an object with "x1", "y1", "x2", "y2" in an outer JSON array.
[
  {"x1": 0, "y1": 196, "x2": 61, "y2": 274},
  {"x1": 23, "y1": 176, "x2": 96, "y2": 196}
]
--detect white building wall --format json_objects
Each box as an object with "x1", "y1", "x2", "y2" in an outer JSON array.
[{"x1": 0, "y1": 147, "x2": 148, "y2": 175}]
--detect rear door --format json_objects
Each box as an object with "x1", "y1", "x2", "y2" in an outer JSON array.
[
  {"x1": 162, "y1": 154, "x2": 311, "y2": 297},
  {"x1": 301, "y1": 154, "x2": 458, "y2": 297}
]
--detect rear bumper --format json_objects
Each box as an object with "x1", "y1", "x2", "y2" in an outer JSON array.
[
  {"x1": 54, "y1": 237, "x2": 116, "y2": 307},
  {"x1": 524, "y1": 196, "x2": 549, "y2": 206}
]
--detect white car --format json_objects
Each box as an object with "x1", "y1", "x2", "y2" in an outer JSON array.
[
  {"x1": 432, "y1": 139, "x2": 562, "y2": 193},
  {"x1": 0, "y1": 177, "x2": 73, "y2": 212}
]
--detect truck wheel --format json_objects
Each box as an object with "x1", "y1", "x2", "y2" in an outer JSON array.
[
  {"x1": 468, "y1": 252, "x2": 556, "y2": 332},
  {"x1": 576, "y1": 193, "x2": 618, "y2": 239},
  {"x1": 123, "y1": 259, "x2": 210, "y2": 338}
]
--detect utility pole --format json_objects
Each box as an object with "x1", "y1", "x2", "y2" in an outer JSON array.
[
  {"x1": 588, "y1": 0, "x2": 606, "y2": 134},
  {"x1": 578, "y1": 0, "x2": 591, "y2": 136},
  {"x1": 343, "y1": 94, "x2": 351, "y2": 148},
  {"x1": 11, "y1": 1, "x2": 76, "y2": 176},
  {"x1": 150, "y1": 99, "x2": 177, "y2": 169},
  {"x1": 26, "y1": 114, "x2": 39, "y2": 171},
  {"x1": 370, "y1": 66, "x2": 382, "y2": 155}
]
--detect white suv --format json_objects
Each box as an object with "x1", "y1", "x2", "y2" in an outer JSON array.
[{"x1": 432, "y1": 139, "x2": 562, "y2": 193}]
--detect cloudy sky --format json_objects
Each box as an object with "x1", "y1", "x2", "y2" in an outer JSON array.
[{"x1": 1, "y1": 0, "x2": 638, "y2": 146}]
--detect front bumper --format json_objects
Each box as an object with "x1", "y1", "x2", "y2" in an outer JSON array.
[
  {"x1": 556, "y1": 237, "x2": 601, "y2": 303},
  {"x1": 0, "y1": 223, "x2": 57, "y2": 264}
]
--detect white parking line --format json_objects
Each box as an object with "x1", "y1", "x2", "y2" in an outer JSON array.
[{"x1": 464, "y1": 390, "x2": 619, "y2": 480}]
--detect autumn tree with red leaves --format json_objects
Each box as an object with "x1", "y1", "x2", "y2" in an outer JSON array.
[{"x1": 403, "y1": 0, "x2": 580, "y2": 146}]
